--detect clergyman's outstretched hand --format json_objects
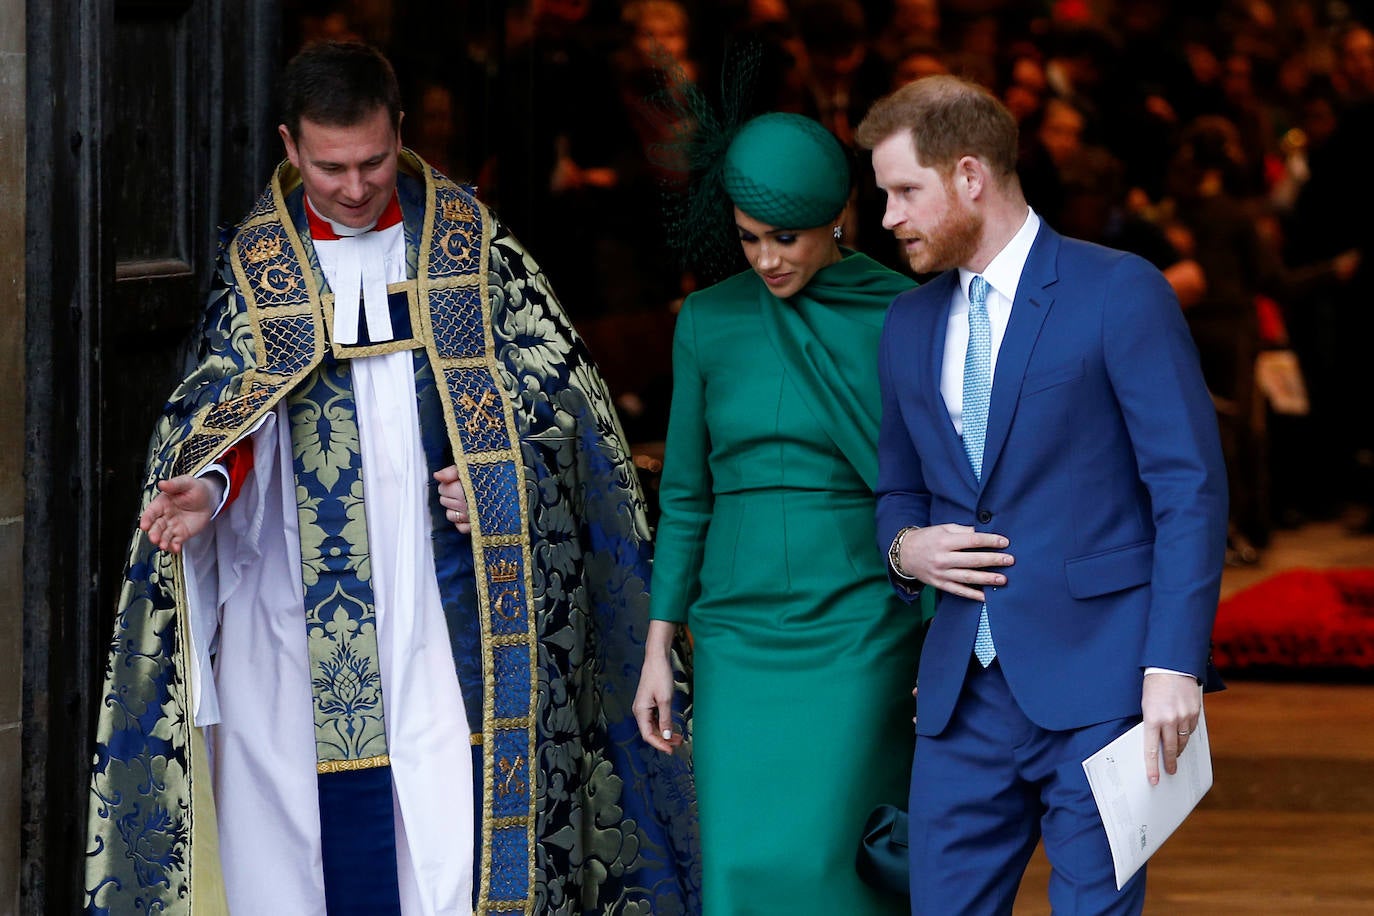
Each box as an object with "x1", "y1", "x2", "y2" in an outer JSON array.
[{"x1": 140, "y1": 475, "x2": 218, "y2": 553}]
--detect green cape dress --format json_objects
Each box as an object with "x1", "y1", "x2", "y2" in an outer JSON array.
[{"x1": 652, "y1": 250, "x2": 923, "y2": 913}]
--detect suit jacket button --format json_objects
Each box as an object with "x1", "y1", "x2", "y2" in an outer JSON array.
[{"x1": 977, "y1": 509, "x2": 993, "y2": 524}]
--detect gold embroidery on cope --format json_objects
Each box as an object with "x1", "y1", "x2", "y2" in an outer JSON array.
[
  {"x1": 496, "y1": 756, "x2": 528, "y2": 798},
  {"x1": 441, "y1": 196, "x2": 474, "y2": 223},
  {"x1": 316, "y1": 753, "x2": 391, "y2": 775},
  {"x1": 247, "y1": 234, "x2": 300, "y2": 297},
  {"x1": 440, "y1": 198, "x2": 478, "y2": 257},
  {"x1": 494, "y1": 589, "x2": 521, "y2": 621},
  {"x1": 412, "y1": 155, "x2": 538, "y2": 912},
  {"x1": 490, "y1": 558, "x2": 519, "y2": 583},
  {"x1": 459, "y1": 391, "x2": 503, "y2": 433},
  {"x1": 244, "y1": 235, "x2": 282, "y2": 264}
]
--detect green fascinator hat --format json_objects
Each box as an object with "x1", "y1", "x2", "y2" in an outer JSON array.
[{"x1": 722, "y1": 112, "x2": 850, "y2": 228}]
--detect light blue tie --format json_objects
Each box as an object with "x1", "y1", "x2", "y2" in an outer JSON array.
[{"x1": 964, "y1": 275, "x2": 996, "y2": 667}]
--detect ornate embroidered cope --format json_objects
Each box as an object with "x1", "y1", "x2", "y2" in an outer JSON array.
[
  {"x1": 224, "y1": 156, "x2": 540, "y2": 912},
  {"x1": 84, "y1": 150, "x2": 700, "y2": 916}
]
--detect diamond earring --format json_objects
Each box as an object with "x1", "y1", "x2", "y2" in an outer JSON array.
[{"x1": 833, "y1": 225, "x2": 843, "y2": 240}]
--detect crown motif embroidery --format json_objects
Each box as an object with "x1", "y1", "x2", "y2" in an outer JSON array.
[
  {"x1": 490, "y1": 559, "x2": 519, "y2": 584},
  {"x1": 441, "y1": 196, "x2": 473, "y2": 223},
  {"x1": 244, "y1": 235, "x2": 283, "y2": 265}
]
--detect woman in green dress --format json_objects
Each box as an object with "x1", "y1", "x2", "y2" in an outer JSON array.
[{"x1": 634, "y1": 112, "x2": 924, "y2": 914}]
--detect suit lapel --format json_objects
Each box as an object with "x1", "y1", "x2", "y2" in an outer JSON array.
[
  {"x1": 920, "y1": 272, "x2": 976, "y2": 485},
  {"x1": 980, "y1": 224, "x2": 1059, "y2": 487}
]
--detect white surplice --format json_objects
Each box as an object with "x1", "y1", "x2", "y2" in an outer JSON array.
[{"x1": 183, "y1": 206, "x2": 476, "y2": 916}]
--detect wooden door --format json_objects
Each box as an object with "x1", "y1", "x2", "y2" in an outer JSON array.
[{"x1": 22, "y1": 2, "x2": 280, "y2": 912}]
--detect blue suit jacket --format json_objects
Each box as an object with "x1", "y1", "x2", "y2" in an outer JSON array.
[{"x1": 876, "y1": 223, "x2": 1228, "y2": 735}]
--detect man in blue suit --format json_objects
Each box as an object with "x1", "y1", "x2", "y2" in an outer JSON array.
[{"x1": 855, "y1": 76, "x2": 1228, "y2": 913}]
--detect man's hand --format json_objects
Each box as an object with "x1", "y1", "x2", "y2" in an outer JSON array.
[
  {"x1": 433, "y1": 465, "x2": 471, "y2": 534},
  {"x1": 140, "y1": 475, "x2": 218, "y2": 553},
  {"x1": 633, "y1": 620, "x2": 683, "y2": 754},
  {"x1": 896, "y1": 524, "x2": 1013, "y2": 600},
  {"x1": 1141, "y1": 671, "x2": 1202, "y2": 784}
]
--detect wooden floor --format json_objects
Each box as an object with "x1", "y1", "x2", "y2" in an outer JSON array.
[{"x1": 1013, "y1": 520, "x2": 1374, "y2": 914}]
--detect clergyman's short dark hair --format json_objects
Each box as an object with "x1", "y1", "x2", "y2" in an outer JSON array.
[{"x1": 279, "y1": 41, "x2": 402, "y2": 138}]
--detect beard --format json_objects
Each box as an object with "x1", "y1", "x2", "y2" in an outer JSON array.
[{"x1": 899, "y1": 186, "x2": 983, "y2": 275}]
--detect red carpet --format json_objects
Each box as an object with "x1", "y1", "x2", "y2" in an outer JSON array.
[{"x1": 1213, "y1": 568, "x2": 1374, "y2": 676}]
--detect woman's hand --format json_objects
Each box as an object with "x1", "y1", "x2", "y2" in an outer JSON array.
[{"x1": 634, "y1": 620, "x2": 684, "y2": 754}]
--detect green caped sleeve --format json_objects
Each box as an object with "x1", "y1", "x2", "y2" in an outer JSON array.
[{"x1": 649, "y1": 297, "x2": 712, "y2": 623}]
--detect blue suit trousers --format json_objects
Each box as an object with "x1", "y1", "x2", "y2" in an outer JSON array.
[{"x1": 908, "y1": 659, "x2": 1146, "y2": 915}]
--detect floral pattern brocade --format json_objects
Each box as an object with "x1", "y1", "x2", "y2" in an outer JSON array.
[
  {"x1": 83, "y1": 162, "x2": 699, "y2": 915},
  {"x1": 485, "y1": 224, "x2": 700, "y2": 914}
]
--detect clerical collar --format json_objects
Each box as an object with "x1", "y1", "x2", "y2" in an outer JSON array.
[
  {"x1": 305, "y1": 192, "x2": 405, "y2": 346},
  {"x1": 305, "y1": 192, "x2": 403, "y2": 239}
]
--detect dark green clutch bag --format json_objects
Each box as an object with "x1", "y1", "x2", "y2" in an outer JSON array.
[{"x1": 855, "y1": 804, "x2": 909, "y2": 896}]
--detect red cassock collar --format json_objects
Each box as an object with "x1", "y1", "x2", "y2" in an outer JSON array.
[{"x1": 305, "y1": 192, "x2": 403, "y2": 240}]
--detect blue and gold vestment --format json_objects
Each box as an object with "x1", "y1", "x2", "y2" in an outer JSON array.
[{"x1": 84, "y1": 151, "x2": 699, "y2": 915}]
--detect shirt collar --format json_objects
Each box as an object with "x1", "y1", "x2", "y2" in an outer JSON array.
[{"x1": 958, "y1": 207, "x2": 1040, "y2": 304}]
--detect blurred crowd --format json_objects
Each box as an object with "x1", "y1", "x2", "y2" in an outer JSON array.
[{"x1": 285, "y1": 0, "x2": 1374, "y2": 563}]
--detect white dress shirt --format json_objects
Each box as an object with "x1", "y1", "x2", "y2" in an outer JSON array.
[{"x1": 940, "y1": 208, "x2": 1040, "y2": 432}]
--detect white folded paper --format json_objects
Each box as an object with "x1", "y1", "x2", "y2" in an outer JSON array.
[{"x1": 1081, "y1": 705, "x2": 1213, "y2": 889}]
